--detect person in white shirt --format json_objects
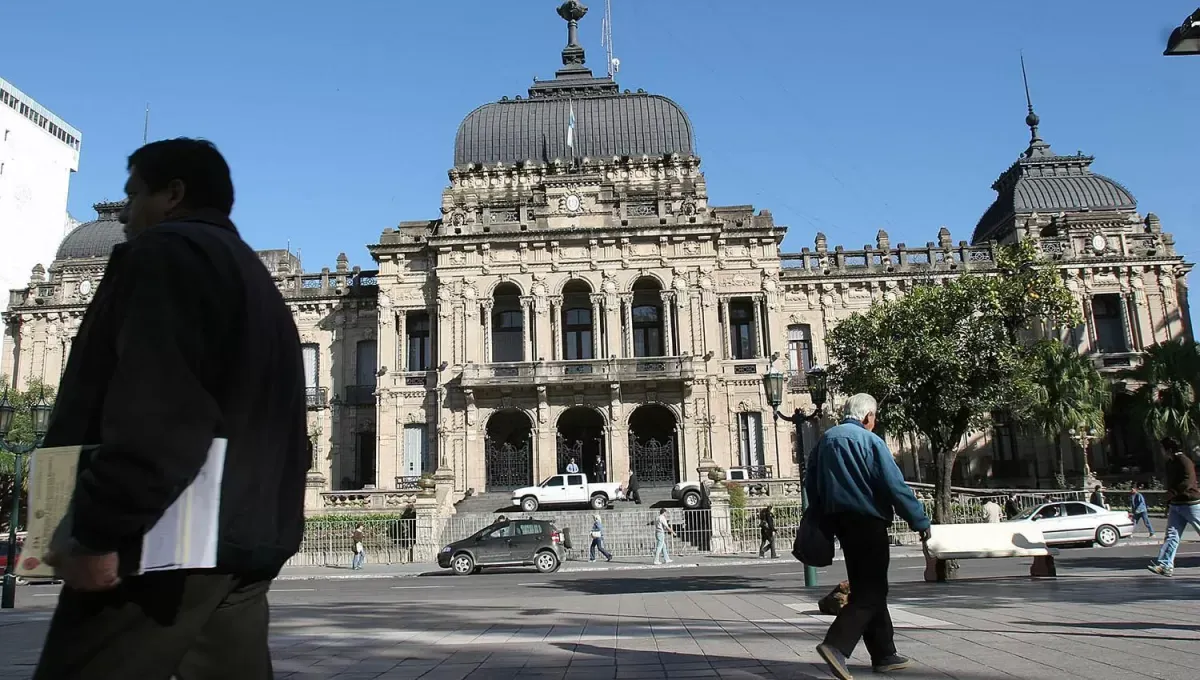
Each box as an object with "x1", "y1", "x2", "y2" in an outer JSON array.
[
  {"x1": 566, "y1": 458, "x2": 580, "y2": 474},
  {"x1": 982, "y1": 499, "x2": 1002, "y2": 523},
  {"x1": 653, "y1": 508, "x2": 675, "y2": 564}
]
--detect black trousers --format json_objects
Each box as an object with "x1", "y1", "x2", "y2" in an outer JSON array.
[
  {"x1": 822, "y1": 513, "x2": 895, "y2": 660},
  {"x1": 758, "y1": 534, "x2": 776, "y2": 557},
  {"x1": 34, "y1": 571, "x2": 274, "y2": 680}
]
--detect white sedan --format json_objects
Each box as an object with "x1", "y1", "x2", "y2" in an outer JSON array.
[{"x1": 1008, "y1": 500, "x2": 1134, "y2": 548}]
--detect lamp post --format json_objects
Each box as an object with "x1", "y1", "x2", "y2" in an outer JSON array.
[
  {"x1": 1067, "y1": 426, "x2": 1098, "y2": 490},
  {"x1": 769, "y1": 365, "x2": 828, "y2": 587},
  {"x1": 763, "y1": 366, "x2": 785, "y2": 474},
  {"x1": 0, "y1": 387, "x2": 53, "y2": 609},
  {"x1": 1164, "y1": 8, "x2": 1200, "y2": 55}
]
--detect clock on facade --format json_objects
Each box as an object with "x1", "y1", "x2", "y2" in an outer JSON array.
[
  {"x1": 78, "y1": 280, "x2": 93, "y2": 296},
  {"x1": 564, "y1": 193, "x2": 582, "y2": 213},
  {"x1": 1091, "y1": 233, "x2": 1107, "y2": 253}
]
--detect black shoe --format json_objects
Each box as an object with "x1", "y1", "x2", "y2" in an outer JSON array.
[
  {"x1": 872, "y1": 655, "x2": 911, "y2": 673},
  {"x1": 816, "y1": 643, "x2": 853, "y2": 680}
]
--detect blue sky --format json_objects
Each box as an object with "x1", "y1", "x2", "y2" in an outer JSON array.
[{"x1": 5, "y1": 1, "x2": 1198, "y2": 280}]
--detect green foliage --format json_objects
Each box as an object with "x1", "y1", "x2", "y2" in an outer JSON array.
[
  {"x1": 725, "y1": 482, "x2": 746, "y2": 509},
  {"x1": 1026, "y1": 340, "x2": 1112, "y2": 482},
  {"x1": 1123, "y1": 338, "x2": 1200, "y2": 441},
  {"x1": 825, "y1": 240, "x2": 1079, "y2": 523}
]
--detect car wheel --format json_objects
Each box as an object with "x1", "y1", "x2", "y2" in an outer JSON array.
[
  {"x1": 451, "y1": 553, "x2": 475, "y2": 576},
  {"x1": 683, "y1": 491, "x2": 701, "y2": 509},
  {"x1": 534, "y1": 550, "x2": 560, "y2": 574},
  {"x1": 1095, "y1": 524, "x2": 1120, "y2": 548},
  {"x1": 590, "y1": 494, "x2": 608, "y2": 510},
  {"x1": 521, "y1": 496, "x2": 539, "y2": 512}
]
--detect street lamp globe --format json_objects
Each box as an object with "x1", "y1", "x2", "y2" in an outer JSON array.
[
  {"x1": 1164, "y1": 9, "x2": 1200, "y2": 56},
  {"x1": 763, "y1": 371, "x2": 784, "y2": 409},
  {"x1": 31, "y1": 389, "x2": 53, "y2": 438},
  {"x1": 0, "y1": 391, "x2": 13, "y2": 438},
  {"x1": 806, "y1": 365, "x2": 829, "y2": 409}
]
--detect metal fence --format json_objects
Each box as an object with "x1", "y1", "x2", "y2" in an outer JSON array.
[
  {"x1": 435, "y1": 509, "x2": 713, "y2": 560},
  {"x1": 288, "y1": 517, "x2": 418, "y2": 567}
]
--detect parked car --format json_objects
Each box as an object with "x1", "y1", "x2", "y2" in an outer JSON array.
[
  {"x1": 511, "y1": 474, "x2": 622, "y2": 512},
  {"x1": 672, "y1": 467, "x2": 763, "y2": 508},
  {"x1": 0, "y1": 534, "x2": 28, "y2": 586},
  {"x1": 1008, "y1": 501, "x2": 1134, "y2": 548},
  {"x1": 437, "y1": 518, "x2": 570, "y2": 576}
]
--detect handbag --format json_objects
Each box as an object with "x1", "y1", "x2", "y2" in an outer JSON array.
[
  {"x1": 590, "y1": 530, "x2": 602, "y2": 538},
  {"x1": 792, "y1": 511, "x2": 834, "y2": 567}
]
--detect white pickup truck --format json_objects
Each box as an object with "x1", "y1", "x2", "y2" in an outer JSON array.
[
  {"x1": 671, "y1": 467, "x2": 762, "y2": 508},
  {"x1": 511, "y1": 474, "x2": 623, "y2": 512}
]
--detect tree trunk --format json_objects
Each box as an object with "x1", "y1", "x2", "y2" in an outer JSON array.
[
  {"x1": 1054, "y1": 438, "x2": 1067, "y2": 490},
  {"x1": 910, "y1": 433, "x2": 923, "y2": 484},
  {"x1": 933, "y1": 449, "x2": 956, "y2": 525}
]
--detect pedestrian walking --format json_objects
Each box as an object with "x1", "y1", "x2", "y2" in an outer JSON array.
[
  {"x1": 351, "y1": 523, "x2": 366, "y2": 570},
  {"x1": 1129, "y1": 484, "x2": 1155, "y2": 537},
  {"x1": 1148, "y1": 437, "x2": 1200, "y2": 577},
  {"x1": 1004, "y1": 494, "x2": 1021, "y2": 520},
  {"x1": 758, "y1": 506, "x2": 778, "y2": 558},
  {"x1": 627, "y1": 469, "x2": 642, "y2": 504},
  {"x1": 34, "y1": 138, "x2": 309, "y2": 680},
  {"x1": 807, "y1": 393, "x2": 931, "y2": 680},
  {"x1": 653, "y1": 508, "x2": 674, "y2": 564},
  {"x1": 589, "y1": 514, "x2": 614, "y2": 562},
  {"x1": 1090, "y1": 485, "x2": 1106, "y2": 509},
  {"x1": 982, "y1": 499, "x2": 1002, "y2": 523},
  {"x1": 566, "y1": 457, "x2": 580, "y2": 474}
]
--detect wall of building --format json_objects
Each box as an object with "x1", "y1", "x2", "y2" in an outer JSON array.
[{"x1": 0, "y1": 77, "x2": 81, "y2": 366}]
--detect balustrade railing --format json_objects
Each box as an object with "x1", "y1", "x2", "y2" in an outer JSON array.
[{"x1": 461, "y1": 357, "x2": 696, "y2": 387}]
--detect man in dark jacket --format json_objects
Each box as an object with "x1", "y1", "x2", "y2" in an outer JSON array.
[
  {"x1": 1148, "y1": 437, "x2": 1200, "y2": 577},
  {"x1": 806, "y1": 393, "x2": 930, "y2": 680},
  {"x1": 34, "y1": 138, "x2": 308, "y2": 679}
]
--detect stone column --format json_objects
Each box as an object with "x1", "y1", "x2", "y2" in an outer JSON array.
[
  {"x1": 549, "y1": 296, "x2": 562, "y2": 360},
  {"x1": 481, "y1": 300, "x2": 494, "y2": 363},
  {"x1": 1081, "y1": 296, "x2": 1096, "y2": 353},
  {"x1": 1118, "y1": 290, "x2": 1134, "y2": 352},
  {"x1": 706, "y1": 482, "x2": 735, "y2": 555},
  {"x1": 720, "y1": 298, "x2": 732, "y2": 359},
  {"x1": 520, "y1": 296, "x2": 533, "y2": 362},
  {"x1": 751, "y1": 295, "x2": 764, "y2": 358},
  {"x1": 621, "y1": 295, "x2": 634, "y2": 357},
  {"x1": 590, "y1": 294, "x2": 605, "y2": 360},
  {"x1": 395, "y1": 311, "x2": 406, "y2": 372},
  {"x1": 660, "y1": 292, "x2": 675, "y2": 356},
  {"x1": 674, "y1": 292, "x2": 693, "y2": 356}
]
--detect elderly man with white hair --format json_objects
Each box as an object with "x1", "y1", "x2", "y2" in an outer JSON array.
[{"x1": 806, "y1": 393, "x2": 931, "y2": 680}]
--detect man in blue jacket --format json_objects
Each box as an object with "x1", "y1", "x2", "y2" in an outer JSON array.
[{"x1": 806, "y1": 393, "x2": 931, "y2": 680}]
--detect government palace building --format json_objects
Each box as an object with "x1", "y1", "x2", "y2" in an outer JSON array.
[{"x1": 3, "y1": 3, "x2": 1193, "y2": 513}]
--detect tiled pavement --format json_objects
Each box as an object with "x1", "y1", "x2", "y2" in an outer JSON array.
[{"x1": 2, "y1": 566, "x2": 1197, "y2": 679}]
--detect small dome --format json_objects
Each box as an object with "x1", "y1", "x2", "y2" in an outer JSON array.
[{"x1": 56, "y1": 201, "x2": 126, "y2": 260}]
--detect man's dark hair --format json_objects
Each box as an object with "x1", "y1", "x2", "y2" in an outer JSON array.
[
  {"x1": 1161, "y1": 436, "x2": 1182, "y2": 453},
  {"x1": 127, "y1": 138, "x2": 234, "y2": 215}
]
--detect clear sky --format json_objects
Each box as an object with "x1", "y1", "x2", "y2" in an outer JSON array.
[{"x1": 5, "y1": 1, "x2": 1198, "y2": 285}]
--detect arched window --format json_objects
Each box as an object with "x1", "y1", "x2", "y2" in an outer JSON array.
[
  {"x1": 633, "y1": 304, "x2": 662, "y2": 357},
  {"x1": 564, "y1": 306, "x2": 593, "y2": 360},
  {"x1": 492, "y1": 283, "x2": 524, "y2": 362}
]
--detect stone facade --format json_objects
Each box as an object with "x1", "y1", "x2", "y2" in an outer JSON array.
[{"x1": 2, "y1": 5, "x2": 1193, "y2": 514}]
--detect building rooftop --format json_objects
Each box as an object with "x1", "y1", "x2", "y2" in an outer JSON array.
[
  {"x1": 56, "y1": 202, "x2": 125, "y2": 260},
  {"x1": 0, "y1": 76, "x2": 82, "y2": 153}
]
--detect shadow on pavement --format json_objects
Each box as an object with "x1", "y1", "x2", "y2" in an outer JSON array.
[{"x1": 525, "y1": 574, "x2": 768, "y2": 595}]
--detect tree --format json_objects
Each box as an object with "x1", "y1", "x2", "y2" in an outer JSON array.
[
  {"x1": 826, "y1": 241, "x2": 1080, "y2": 524},
  {"x1": 1123, "y1": 337, "x2": 1200, "y2": 443},
  {"x1": 1026, "y1": 341, "x2": 1111, "y2": 488}
]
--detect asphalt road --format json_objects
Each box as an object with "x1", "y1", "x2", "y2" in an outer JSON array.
[{"x1": 12, "y1": 542, "x2": 1196, "y2": 612}]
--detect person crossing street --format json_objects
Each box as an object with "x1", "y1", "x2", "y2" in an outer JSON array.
[{"x1": 589, "y1": 514, "x2": 614, "y2": 562}]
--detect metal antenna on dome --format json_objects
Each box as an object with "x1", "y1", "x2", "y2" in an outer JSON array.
[
  {"x1": 602, "y1": 0, "x2": 619, "y2": 78},
  {"x1": 1019, "y1": 52, "x2": 1051, "y2": 158},
  {"x1": 143, "y1": 103, "x2": 150, "y2": 144}
]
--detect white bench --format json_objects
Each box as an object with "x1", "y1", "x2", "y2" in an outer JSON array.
[{"x1": 921, "y1": 523, "x2": 1059, "y2": 582}]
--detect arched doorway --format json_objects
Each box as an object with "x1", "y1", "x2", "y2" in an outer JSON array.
[
  {"x1": 485, "y1": 409, "x2": 533, "y2": 491},
  {"x1": 558, "y1": 407, "x2": 606, "y2": 481},
  {"x1": 1102, "y1": 392, "x2": 1154, "y2": 475},
  {"x1": 630, "y1": 277, "x2": 665, "y2": 357},
  {"x1": 628, "y1": 404, "x2": 679, "y2": 486},
  {"x1": 491, "y1": 282, "x2": 524, "y2": 362}
]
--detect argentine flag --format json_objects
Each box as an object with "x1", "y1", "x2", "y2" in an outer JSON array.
[{"x1": 567, "y1": 102, "x2": 576, "y2": 150}]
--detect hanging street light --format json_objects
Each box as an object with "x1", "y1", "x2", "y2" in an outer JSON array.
[
  {"x1": 0, "y1": 386, "x2": 54, "y2": 609},
  {"x1": 1164, "y1": 8, "x2": 1200, "y2": 56}
]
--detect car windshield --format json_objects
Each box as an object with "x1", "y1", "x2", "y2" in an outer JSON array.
[{"x1": 1011, "y1": 505, "x2": 1042, "y2": 520}]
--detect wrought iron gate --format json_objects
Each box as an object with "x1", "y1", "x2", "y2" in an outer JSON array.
[
  {"x1": 629, "y1": 434, "x2": 678, "y2": 486},
  {"x1": 556, "y1": 434, "x2": 583, "y2": 474},
  {"x1": 485, "y1": 438, "x2": 532, "y2": 491}
]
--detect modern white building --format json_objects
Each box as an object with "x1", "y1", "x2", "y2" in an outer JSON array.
[{"x1": 0, "y1": 75, "x2": 82, "y2": 365}]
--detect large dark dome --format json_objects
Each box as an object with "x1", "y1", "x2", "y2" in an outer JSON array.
[
  {"x1": 452, "y1": 1, "x2": 696, "y2": 167},
  {"x1": 56, "y1": 201, "x2": 125, "y2": 260}
]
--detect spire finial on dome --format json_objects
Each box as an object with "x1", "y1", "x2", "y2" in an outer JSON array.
[
  {"x1": 1020, "y1": 53, "x2": 1053, "y2": 158},
  {"x1": 557, "y1": 1, "x2": 589, "y2": 67}
]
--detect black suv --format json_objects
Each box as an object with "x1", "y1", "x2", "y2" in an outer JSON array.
[{"x1": 437, "y1": 518, "x2": 571, "y2": 576}]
